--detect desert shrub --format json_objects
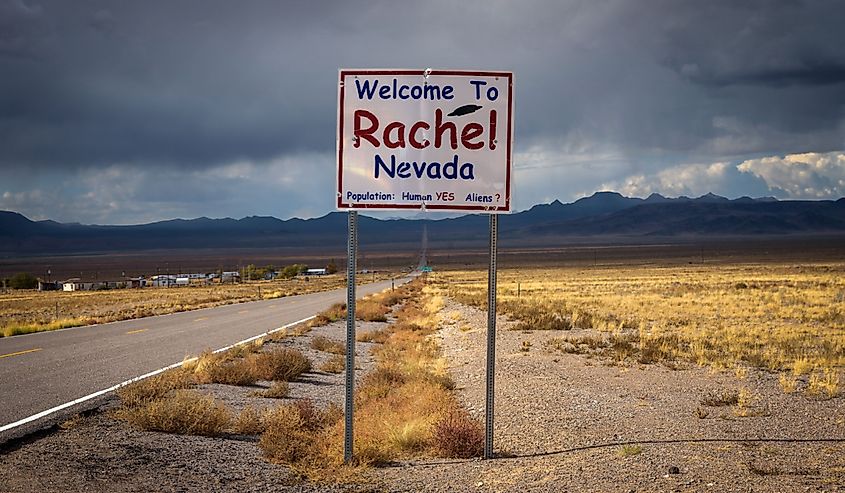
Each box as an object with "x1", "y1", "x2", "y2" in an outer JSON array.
[
  {"x1": 431, "y1": 409, "x2": 483, "y2": 458},
  {"x1": 117, "y1": 369, "x2": 195, "y2": 408},
  {"x1": 256, "y1": 381, "x2": 290, "y2": 399},
  {"x1": 502, "y1": 298, "x2": 572, "y2": 331},
  {"x1": 320, "y1": 354, "x2": 346, "y2": 374},
  {"x1": 357, "y1": 328, "x2": 391, "y2": 344},
  {"x1": 357, "y1": 367, "x2": 407, "y2": 402},
  {"x1": 310, "y1": 335, "x2": 346, "y2": 355},
  {"x1": 249, "y1": 347, "x2": 311, "y2": 381},
  {"x1": 197, "y1": 358, "x2": 257, "y2": 386},
  {"x1": 309, "y1": 303, "x2": 347, "y2": 327},
  {"x1": 226, "y1": 341, "x2": 264, "y2": 359},
  {"x1": 117, "y1": 390, "x2": 231, "y2": 436},
  {"x1": 259, "y1": 400, "x2": 340, "y2": 464},
  {"x1": 355, "y1": 299, "x2": 390, "y2": 322},
  {"x1": 233, "y1": 405, "x2": 264, "y2": 435}
]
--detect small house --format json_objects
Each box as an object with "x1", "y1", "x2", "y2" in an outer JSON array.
[
  {"x1": 62, "y1": 278, "x2": 84, "y2": 291},
  {"x1": 38, "y1": 280, "x2": 60, "y2": 291},
  {"x1": 150, "y1": 275, "x2": 177, "y2": 287},
  {"x1": 221, "y1": 271, "x2": 241, "y2": 283},
  {"x1": 126, "y1": 277, "x2": 146, "y2": 288}
]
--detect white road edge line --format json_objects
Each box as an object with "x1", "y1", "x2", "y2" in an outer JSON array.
[{"x1": 0, "y1": 315, "x2": 316, "y2": 434}]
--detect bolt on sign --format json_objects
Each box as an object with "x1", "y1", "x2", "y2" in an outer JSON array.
[{"x1": 337, "y1": 69, "x2": 514, "y2": 212}]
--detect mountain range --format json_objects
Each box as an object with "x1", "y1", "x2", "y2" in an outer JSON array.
[{"x1": 2, "y1": 192, "x2": 844, "y2": 255}]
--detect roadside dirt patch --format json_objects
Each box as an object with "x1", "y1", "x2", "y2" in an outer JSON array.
[{"x1": 373, "y1": 298, "x2": 845, "y2": 492}]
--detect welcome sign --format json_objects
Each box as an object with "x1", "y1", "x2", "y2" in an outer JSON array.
[{"x1": 337, "y1": 69, "x2": 513, "y2": 212}]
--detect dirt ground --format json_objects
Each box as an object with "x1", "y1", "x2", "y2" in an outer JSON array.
[{"x1": 1, "y1": 298, "x2": 843, "y2": 492}]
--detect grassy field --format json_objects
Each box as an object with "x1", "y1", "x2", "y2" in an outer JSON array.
[
  {"x1": 434, "y1": 262, "x2": 845, "y2": 397},
  {"x1": 0, "y1": 273, "x2": 395, "y2": 337}
]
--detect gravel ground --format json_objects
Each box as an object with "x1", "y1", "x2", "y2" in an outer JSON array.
[
  {"x1": 374, "y1": 299, "x2": 845, "y2": 492},
  {"x1": 1, "y1": 297, "x2": 843, "y2": 492}
]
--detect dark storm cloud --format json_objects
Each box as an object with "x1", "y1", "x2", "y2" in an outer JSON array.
[{"x1": 1, "y1": 0, "x2": 844, "y2": 222}]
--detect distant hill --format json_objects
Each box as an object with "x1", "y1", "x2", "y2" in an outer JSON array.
[{"x1": 1, "y1": 192, "x2": 844, "y2": 255}]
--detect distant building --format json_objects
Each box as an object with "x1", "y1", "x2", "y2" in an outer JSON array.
[
  {"x1": 37, "y1": 280, "x2": 60, "y2": 291},
  {"x1": 305, "y1": 268, "x2": 327, "y2": 276},
  {"x1": 62, "y1": 278, "x2": 84, "y2": 291},
  {"x1": 125, "y1": 277, "x2": 146, "y2": 288},
  {"x1": 150, "y1": 275, "x2": 177, "y2": 287},
  {"x1": 221, "y1": 271, "x2": 241, "y2": 283}
]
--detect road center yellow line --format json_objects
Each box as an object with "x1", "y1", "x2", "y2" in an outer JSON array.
[
  {"x1": 126, "y1": 329, "x2": 147, "y2": 335},
  {"x1": 237, "y1": 310, "x2": 249, "y2": 314},
  {"x1": 194, "y1": 317, "x2": 208, "y2": 322},
  {"x1": 0, "y1": 348, "x2": 42, "y2": 359}
]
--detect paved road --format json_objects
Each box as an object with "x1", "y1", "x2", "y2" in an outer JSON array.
[{"x1": 0, "y1": 277, "x2": 409, "y2": 442}]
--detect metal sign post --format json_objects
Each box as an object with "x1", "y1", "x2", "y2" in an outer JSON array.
[
  {"x1": 484, "y1": 213, "x2": 498, "y2": 459},
  {"x1": 344, "y1": 210, "x2": 358, "y2": 463}
]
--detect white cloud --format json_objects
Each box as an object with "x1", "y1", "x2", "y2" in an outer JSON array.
[
  {"x1": 601, "y1": 161, "x2": 734, "y2": 198},
  {"x1": 737, "y1": 151, "x2": 845, "y2": 199}
]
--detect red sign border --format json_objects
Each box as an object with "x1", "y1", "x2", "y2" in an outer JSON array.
[{"x1": 337, "y1": 69, "x2": 513, "y2": 213}]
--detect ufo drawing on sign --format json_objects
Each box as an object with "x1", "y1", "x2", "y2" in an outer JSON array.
[{"x1": 447, "y1": 104, "x2": 482, "y2": 117}]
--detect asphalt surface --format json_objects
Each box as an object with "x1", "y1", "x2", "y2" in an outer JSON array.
[{"x1": 0, "y1": 277, "x2": 410, "y2": 444}]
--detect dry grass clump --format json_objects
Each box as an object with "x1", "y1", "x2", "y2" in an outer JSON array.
[
  {"x1": 233, "y1": 405, "x2": 265, "y2": 435},
  {"x1": 355, "y1": 288, "x2": 408, "y2": 323},
  {"x1": 249, "y1": 347, "x2": 311, "y2": 381},
  {"x1": 311, "y1": 335, "x2": 346, "y2": 355},
  {"x1": 188, "y1": 344, "x2": 311, "y2": 386},
  {"x1": 117, "y1": 389, "x2": 232, "y2": 436},
  {"x1": 431, "y1": 409, "x2": 484, "y2": 458},
  {"x1": 226, "y1": 340, "x2": 264, "y2": 359},
  {"x1": 115, "y1": 368, "x2": 232, "y2": 436},
  {"x1": 618, "y1": 444, "x2": 644, "y2": 457},
  {"x1": 355, "y1": 299, "x2": 390, "y2": 322},
  {"x1": 778, "y1": 373, "x2": 798, "y2": 393},
  {"x1": 309, "y1": 303, "x2": 346, "y2": 327},
  {"x1": 545, "y1": 332, "x2": 653, "y2": 365},
  {"x1": 356, "y1": 328, "x2": 391, "y2": 344},
  {"x1": 259, "y1": 400, "x2": 343, "y2": 466},
  {"x1": 255, "y1": 381, "x2": 290, "y2": 399},
  {"x1": 369, "y1": 288, "x2": 407, "y2": 308},
  {"x1": 319, "y1": 354, "x2": 345, "y2": 374},
  {"x1": 501, "y1": 298, "x2": 573, "y2": 331},
  {"x1": 807, "y1": 369, "x2": 840, "y2": 398},
  {"x1": 116, "y1": 369, "x2": 195, "y2": 408},
  {"x1": 2, "y1": 317, "x2": 93, "y2": 337},
  {"x1": 193, "y1": 350, "x2": 258, "y2": 386}
]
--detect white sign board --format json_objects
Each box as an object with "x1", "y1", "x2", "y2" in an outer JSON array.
[{"x1": 337, "y1": 69, "x2": 513, "y2": 212}]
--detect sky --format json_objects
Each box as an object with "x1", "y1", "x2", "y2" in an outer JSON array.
[{"x1": 1, "y1": 0, "x2": 844, "y2": 224}]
